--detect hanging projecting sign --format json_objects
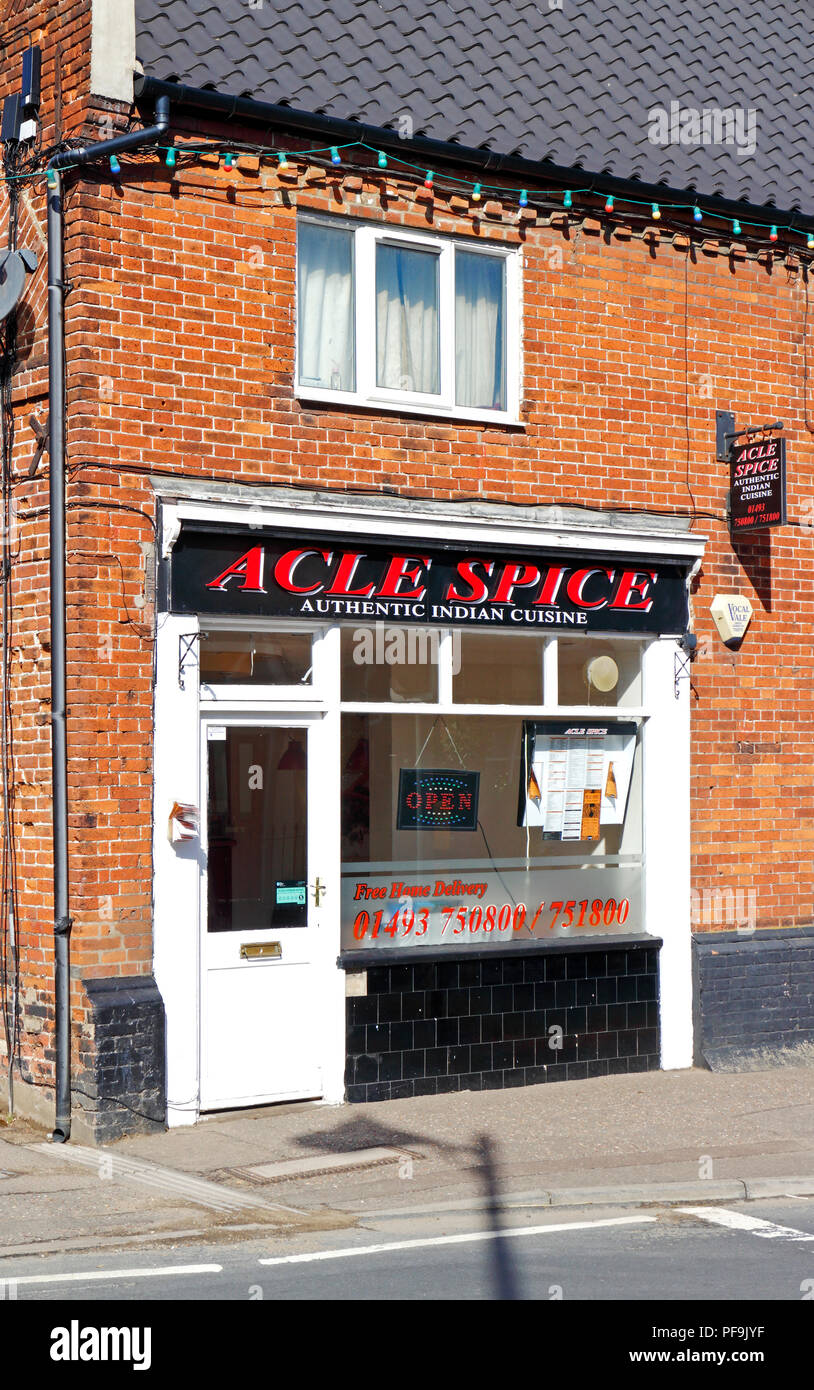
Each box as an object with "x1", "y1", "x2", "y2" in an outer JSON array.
[
  {"x1": 397, "y1": 769, "x2": 480, "y2": 831},
  {"x1": 169, "y1": 526, "x2": 691, "y2": 635},
  {"x1": 730, "y1": 437, "x2": 786, "y2": 532}
]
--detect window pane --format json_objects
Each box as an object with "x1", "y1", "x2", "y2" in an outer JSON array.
[
  {"x1": 557, "y1": 638, "x2": 643, "y2": 707},
  {"x1": 376, "y1": 243, "x2": 440, "y2": 393},
  {"x1": 341, "y1": 625, "x2": 438, "y2": 702},
  {"x1": 298, "y1": 222, "x2": 354, "y2": 391},
  {"x1": 455, "y1": 250, "x2": 506, "y2": 410},
  {"x1": 453, "y1": 631, "x2": 543, "y2": 704},
  {"x1": 207, "y1": 727, "x2": 307, "y2": 932},
  {"x1": 201, "y1": 631, "x2": 312, "y2": 685}
]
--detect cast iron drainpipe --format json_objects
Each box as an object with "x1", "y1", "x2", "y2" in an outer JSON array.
[{"x1": 46, "y1": 96, "x2": 170, "y2": 1143}]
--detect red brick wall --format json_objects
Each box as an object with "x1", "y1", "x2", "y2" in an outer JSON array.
[{"x1": 1, "y1": 72, "x2": 812, "y2": 1090}]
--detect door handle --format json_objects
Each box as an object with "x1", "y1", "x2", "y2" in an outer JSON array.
[{"x1": 310, "y1": 877, "x2": 326, "y2": 906}]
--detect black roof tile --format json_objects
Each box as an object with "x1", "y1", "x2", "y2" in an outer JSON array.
[{"x1": 134, "y1": 0, "x2": 814, "y2": 215}]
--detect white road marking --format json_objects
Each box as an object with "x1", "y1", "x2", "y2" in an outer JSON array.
[
  {"x1": 6, "y1": 1264, "x2": 223, "y2": 1287},
  {"x1": 679, "y1": 1207, "x2": 814, "y2": 1242},
  {"x1": 258, "y1": 1214, "x2": 656, "y2": 1266}
]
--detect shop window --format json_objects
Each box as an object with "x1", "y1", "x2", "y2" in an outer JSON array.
[
  {"x1": 341, "y1": 625, "x2": 438, "y2": 702},
  {"x1": 557, "y1": 637, "x2": 642, "y2": 707},
  {"x1": 340, "y1": 712, "x2": 643, "y2": 951},
  {"x1": 200, "y1": 630, "x2": 313, "y2": 686},
  {"x1": 452, "y1": 631, "x2": 543, "y2": 704},
  {"x1": 296, "y1": 215, "x2": 518, "y2": 422}
]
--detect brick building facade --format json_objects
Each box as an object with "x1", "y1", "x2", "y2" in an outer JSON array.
[{"x1": 0, "y1": 1, "x2": 812, "y2": 1140}]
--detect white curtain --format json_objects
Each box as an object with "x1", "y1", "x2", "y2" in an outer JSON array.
[
  {"x1": 298, "y1": 223, "x2": 354, "y2": 391},
  {"x1": 376, "y1": 244, "x2": 440, "y2": 393},
  {"x1": 455, "y1": 251, "x2": 505, "y2": 409}
]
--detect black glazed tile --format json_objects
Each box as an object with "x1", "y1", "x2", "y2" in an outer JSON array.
[
  {"x1": 366, "y1": 968, "x2": 390, "y2": 994},
  {"x1": 354, "y1": 1053, "x2": 379, "y2": 1083},
  {"x1": 586, "y1": 1059, "x2": 609, "y2": 1078},
  {"x1": 645, "y1": 1002, "x2": 659, "y2": 1027},
  {"x1": 645, "y1": 1053, "x2": 661, "y2": 1071},
  {"x1": 379, "y1": 1052, "x2": 403, "y2": 1082},
  {"x1": 346, "y1": 1085, "x2": 367, "y2": 1103},
  {"x1": 616, "y1": 976, "x2": 637, "y2": 1002},
  {"x1": 377, "y1": 993, "x2": 402, "y2": 1023},
  {"x1": 596, "y1": 1031, "x2": 618, "y2": 1060},
  {"x1": 566, "y1": 1006, "x2": 587, "y2": 1034},
  {"x1": 523, "y1": 957, "x2": 547, "y2": 983},
  {"x1": 437, "y1": 1017, "x2": 459, "y2": 1046},
  {"x1": 425, "y1": 1047, "x2": 449, "y2": 1077},
  {"x1": 515, "y1": 1039, "x2": 535, "y2": 1067},
  {"x1": 436, "y1": 961, "x2": 459, "y2": 988},
  {"x1": 557, "y1": 1038, "x2": 579, "y2": 1063},
  {"x1": 502, "y1": 958, "x2": 526, "y2": 984},
  {"x1": 610, "y1": 1057, "x2": 629, "y2": 1074},
  {"x1": 596, "y1": 977, "x2": 617, "y2": 1004},
  {"x1": 544, "y1": 1009, "x2": 567, "y2": 1034},
  {"x1": 629, "y1": 951, "x2": 647, "y2": 974},
  {"x1": 492, "y1": 984, "x2": 515, "y2": 1013},
  {"x1": 637, "y1": 975, "x2": 658, "y2": 1001},
  {"x1": 389, "y1": 965, "x2": 413, "y2": 991},
  {"x1": 586, "y1": 1005, "x2": 607, "y2": 1032},
  {"x1": 470, "y1": 1043, "x2": 493, "y2": 1071},
  {"x1": 546, "y1": 1063, "x2": 568, "y2": 1084},
  {"x1": 459, "y1": 1015, "x2": 481, "y2": 1045},
  {"x1": 545, "y1": 955, "x2": 567, "y2": 981},
  {"x1": 566, "y1": 953, "x2": 588, "y2": 979},
  {"x1": 389, "y1": 1080, "x2": 415, "y2": 1099},
  {"x1": 480, "y1": 1014, "x2": 502, "y2": 1042},
  {"x1": 448, "y1": 988, "x2": 470, "y2": 1017},
  {"x1": 346, "y1": 1024, "x2": 367, "y2": 1055},
  {"x1": 481, "y1": 959, "x2": 503, "y2": 985},
  {"x1": 402, "y1": 1050, "x2": 425, "y2": 1080},
  {"x1": 366, "y1": 1023, "x2": 390, "y2": 1051},
  {"x1": 459, "y1": 960, "x2": 483, "y2": 987},
  {"x1": 401, "y1": 991, "x2": 426, "y2": 1020},
  {"x1": 555, "y1": 979, "x2": 577, "y2": 1007},
  {"x1": 435, "y1": 1075, "x2": 460, "y2": 1095},
  {"x1": 493, "y1": 1042, "x2": 514, "y2": 1069},
  {"x1": 535, "y1": 1036, "x2": 554, "y2": 1066},
  {"x1": 449, "y1": 1045, "x2": 471, "y2": 1073},
  {"x1": 412, "y1": 963, "x2": 438, "y2": 989},
  {"x1": 389, "y1": 1021, "x2": 414, "y2": 1051},
  {"x1": 365, "y1": 1082, "x2": 392, "y2": 1102},
  {"x1": 413, "y1": 1078, "x2": 438, "y2": 1096},
  {"x1": 504, "y1": 1068, "x2": 526, "y2": 1087},
  {"x1": 426, "y1": 990, "x2": 447, "y2": 1018},
  {"x1": 627, "y1": 1055, "x2": 650, "y2": 1073},
  {"x1": 637, "y1": 1028, "x2": 659, "y2": 1055},
  {"x1": 566, "y1": 1061, "x2": 589, "y2": 1081},
  {"x1": 607, "y1": 1004, "x2": 627, "y2": 1031},
  {"x1": 524, "y1": 1065, "x2": 549, "y2": 1085},
  {"x1": 469, "y1": 988, "x2": 492, "y2": 1015},
  {"x1": 606, "y1": 951, "x2": 628, "y2": 975},
  {"x1": 513, "y1": 983, "x2": 535, "y2": 1011},
  {"x1": 577, "y1": 1032, "x2": 598, "y2": 1060},
  {"x1": 627, "y1": 1001, "x2": 648, "y2": 1028},
  {"x1": 576, "y1": 978, "x2": 598, "y2": 1005},
  {"x1": 503, "y1": 1012, "x2": 525, "y2": 1041},
  {"x1": 413, "y1": 1019, "x2": 437, "y2": 1049},
  {"x1": 348, "y1": 996, "x2": 378, "y2": 1026},
  {"x1": 481, "y1": 1070, "x2": 505, "y2": 1090},
  {"x1": 524, "y1": 1010, "x2": 548, "y2": 1038},
  {"x1": 618, "y1": 1029, "x2": 638, "y2": 1057},
  {"x1": 460, "y1": 1072, "x2": 483, "y2": 1091},
  {"x1": 534, "y1": 981, "x2": 558, "y2": 1009}
]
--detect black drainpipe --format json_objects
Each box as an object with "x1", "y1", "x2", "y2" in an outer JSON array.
[{"x1": 46, "y1": 95, "x2": 170, "y2": 1143}]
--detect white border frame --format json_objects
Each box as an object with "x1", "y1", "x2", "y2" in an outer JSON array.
[{"x1": 154, "y1": 496, "x2": 704, "y2": 1124}]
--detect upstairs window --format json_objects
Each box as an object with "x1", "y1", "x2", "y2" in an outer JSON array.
[{"x1": 297, "y1": 216, "x2": 519, "y2": 422}]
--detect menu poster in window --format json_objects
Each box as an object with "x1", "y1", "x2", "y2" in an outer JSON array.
[{"x1": 518, "y1": 721, "x2": 637, "y2": 839}]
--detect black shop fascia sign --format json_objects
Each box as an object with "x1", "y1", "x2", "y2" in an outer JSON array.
[{"x1": 168, "y1": 525, "x2": 691, "y2": 635}]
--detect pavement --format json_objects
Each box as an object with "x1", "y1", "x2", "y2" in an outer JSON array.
[{"x1": 1, "y1": 1065, "x2": 813, "y2": 1260}]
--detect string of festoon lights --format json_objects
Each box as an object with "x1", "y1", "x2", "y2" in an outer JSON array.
[{"x1": 10, "y1": 135, "x2": 812, "y2": 253}]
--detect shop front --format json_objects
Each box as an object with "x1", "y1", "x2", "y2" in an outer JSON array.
[{"x1": 153, "y1": 489, "x2": 704, "y2": 1123}]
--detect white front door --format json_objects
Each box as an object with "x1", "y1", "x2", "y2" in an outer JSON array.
[{"x1": 200, "y1": 715, "x2": 329, "y2": 1109}]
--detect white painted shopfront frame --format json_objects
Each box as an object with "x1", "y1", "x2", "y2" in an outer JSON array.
[{"x1": 154, "y1": 494, "x2": 704, "y2": 1125}]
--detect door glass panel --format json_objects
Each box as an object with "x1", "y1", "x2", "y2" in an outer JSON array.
[
  {"x1": 200, "y1": 631, "x2": 312, "y2": 685},
  {"x1": 207, "y1": 727, "x2": 307, "y2": 931}
]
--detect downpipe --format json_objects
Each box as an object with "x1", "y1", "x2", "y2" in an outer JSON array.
[{"x1": 46, "y1": 97, "x2": 169, "y2": 1143}]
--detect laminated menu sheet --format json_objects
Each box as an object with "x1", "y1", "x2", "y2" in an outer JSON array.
[{"x1": 519, "y1": 720, "x2": 637, "y2": 839}]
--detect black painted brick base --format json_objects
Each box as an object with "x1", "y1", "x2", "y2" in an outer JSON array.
[
  {"x1": 77, "y1": 975, "x2": 167, "y2": 1142},
  {"x1": 345, "y1": 945, "x2": 660, "y2": 1102},
  {"x1": 693, "y1": 927, "x2": 814, "y2": 1069}
]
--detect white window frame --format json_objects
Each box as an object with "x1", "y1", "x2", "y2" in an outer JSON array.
[{"x1": 296, "y1": 212, "x2": 521, "y2": 424}]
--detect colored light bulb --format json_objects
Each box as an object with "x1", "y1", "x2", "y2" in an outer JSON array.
[
  {"x1": 471, "y1": 183, "x2": 482, "y2": 202},
  {"x1": 223, "y1": 152, "x2": 234, "y2": 168},
  {"x1": 808, "y1": 234, "x2": 814, "y2": 250},
  {"x1": 651, "y1": 202, "x2": 661, "y2": 220},
  {"x1": 277, "y1": 152, "x2": 289, "y2": 168},
  {"x1": 424, "y1": 170, "x2": 434, "y2": 188},
  {"x1": 46, "y1": 168, "x2": 57, "y2": 187},
  {"x1": 563, "y1": 190, "x2": 572, "y2": 209},
  {"x1": 693, "y1": 205, "x2": 702, "y2": 222},
  {"x1": 377, "y1": 151, "x2": 387, "y2": 168},
  {"x1": 733, "y1": 219, "x2": 741, "y2": 236},
  {"x1": 605, "y1": 194, "x2": 614, "y2": 212},
  {"x1": 519, "y1": 189, "x2": 528, "y2": 208},
  {"x1": 330, "y1": 146, "x2": 341, "y2": 165},
  {"x1": 165, "y1": 147, "x2": 176, "y2": 168},
  {"x1": 109, "y1": 154, "x2": 121, "y2": 175},
  {"x1": 769, "y1": 225, "x2": 778, "y2": 241}
]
